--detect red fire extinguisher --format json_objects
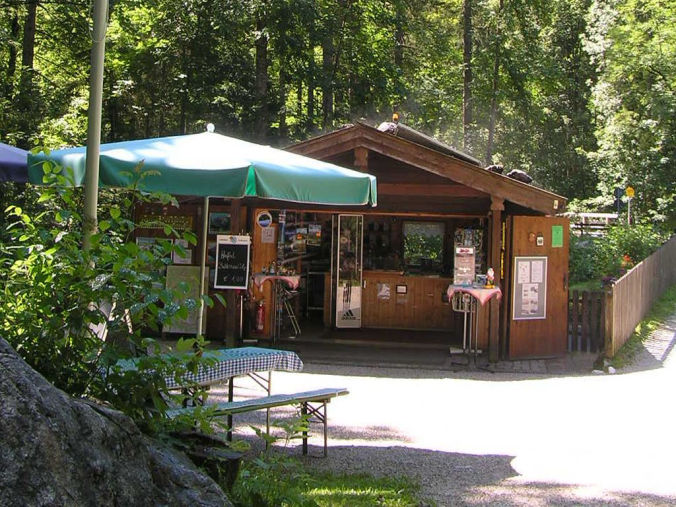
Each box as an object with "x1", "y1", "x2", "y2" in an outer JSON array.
[{"x1": 255, "y1": 300, "x2": 265, "y2": 332}]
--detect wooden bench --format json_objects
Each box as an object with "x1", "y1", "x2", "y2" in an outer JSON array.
[{"x1": 167, "y1": 387, "x2": 349, "y2": 456}]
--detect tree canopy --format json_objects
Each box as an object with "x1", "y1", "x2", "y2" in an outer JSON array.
[{"x1": 1, "y1": 0, "x2": 674, "y2": 223}]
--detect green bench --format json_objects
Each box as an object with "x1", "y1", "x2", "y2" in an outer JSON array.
[{"x1": 167, "y1": 387, "x2": 349, "y2": 456}]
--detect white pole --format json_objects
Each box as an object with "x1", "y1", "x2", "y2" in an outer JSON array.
[
  {"x1": 82, "y1": 0, "x2": 108, "y2": 250},
  {"x1": 197, "y1": 196, "x2": 209, "y2": 337}
]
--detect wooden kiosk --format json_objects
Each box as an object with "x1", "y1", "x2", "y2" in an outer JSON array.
[{"x1": 135, "y1": 121, "x2": 569, "y2": 360}]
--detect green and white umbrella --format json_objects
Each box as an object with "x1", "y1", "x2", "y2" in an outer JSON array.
[
  {"x1": 28, "y1": 131, "x2": 377, "y2": 206},
  {"x1": 29, "y1": 130, "x2": 376, "y2": 338}
]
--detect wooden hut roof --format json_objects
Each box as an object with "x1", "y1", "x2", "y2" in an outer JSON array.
[{"x1": 287, "y1": 122, "x2": 566, "y2": 215}]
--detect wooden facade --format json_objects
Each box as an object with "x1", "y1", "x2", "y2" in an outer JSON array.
[{"x1": 136, "y1": 122, "x2": 570, "y2": 360}]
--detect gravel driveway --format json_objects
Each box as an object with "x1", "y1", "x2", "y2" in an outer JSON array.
[{"x1": 212, "y1": 314, "x2": 676, "y2": 506}]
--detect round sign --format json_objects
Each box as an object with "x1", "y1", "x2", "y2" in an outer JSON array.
[
  {"x1": 626, "y1": 186, "x2": 635, "y2": 199},
  {"x1": 256, "y1": 211, "x2": 272, "y2": 228}
]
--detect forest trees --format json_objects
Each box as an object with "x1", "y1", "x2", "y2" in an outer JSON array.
[
  {"x1": 0, "y1": 0, "x2": 673, "y2": 222},
  {"x1": 585, "y1": 0, "x2": 675, "y2": 222}
]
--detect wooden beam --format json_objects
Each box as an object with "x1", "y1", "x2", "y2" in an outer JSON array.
[
  {"x1": 488, "y1": 196, "x2": 504, "y2": 362},
  {"x1": 354, "y1": 146, "x2": 369, "y2": 171},
  {"x1": 378, "y1": 183, "x2": 486, "y2": 198},
  {"x1": 287, "y1": 123, "x2": 566, "y2": 215},
  {"x1": 224, "y1": 200, "x2": 242, "y2": 347}
]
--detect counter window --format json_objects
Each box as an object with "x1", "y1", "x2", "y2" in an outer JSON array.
[{"x1": 403, "y1": 221, "x2": 444, "y2": 273}]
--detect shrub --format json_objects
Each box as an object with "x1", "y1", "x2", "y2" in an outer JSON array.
[
  {"x1": 0, "y1": 163, "x2": 221, "y2": 432},
  {"x1": 569, "y1": 223, "x2": 670, "y2": 283}
]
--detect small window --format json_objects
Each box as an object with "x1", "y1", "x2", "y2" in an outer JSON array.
[{"x1": 403, "y1": 221, "x2": 444, "y2": 273}]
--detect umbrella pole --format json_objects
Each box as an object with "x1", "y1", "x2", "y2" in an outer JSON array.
[
  {"x1": 82, "y1": 0, "x2": 108, "y2": 250},
  {"x1": 197, "y1": 196, "x2": 209, "y2": 338}
]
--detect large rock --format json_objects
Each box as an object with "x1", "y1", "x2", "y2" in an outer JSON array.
[{"x1": 0, "y1": 338, "x2": 232, "y2": 507}]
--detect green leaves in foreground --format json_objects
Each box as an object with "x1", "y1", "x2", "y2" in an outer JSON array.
[{"x1": 232, "y1": 456, "x2": 425, "y2": 507}]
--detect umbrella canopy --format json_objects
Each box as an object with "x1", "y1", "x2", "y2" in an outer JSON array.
[
  {"x1": 28, "y1": 132, "x2": 377, "y2": 206},
  {"x1": 0, "y1": 143, "x2": 28, "y2": 183}
]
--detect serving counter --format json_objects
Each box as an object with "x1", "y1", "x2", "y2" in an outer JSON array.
[{"x1": 323, "y1": 271, "x2": 455, "y2": 330}]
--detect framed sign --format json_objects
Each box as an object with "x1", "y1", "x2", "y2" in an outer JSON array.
[
  {"x1": 214, "y1": 235, "x2": 250, "y2": 289},
  {"x1": 163, "y1": 265, "x2": 206, "y2": 335},
  {"x1": 172, "y1": 239, "x2": 192, "y2": 265},
  {"x1": 208, "y1": 212, "x2": 231, "y2": 235},
  {"x1": 512, "y1": 256, "x2": 547, "y2": 320},
  {"x1": 256, "y1": 210, "x2": 272, "y2": 228}
]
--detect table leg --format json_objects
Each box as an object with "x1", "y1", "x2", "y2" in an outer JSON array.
[
  {"x1": 266, "y1": 371, "x2": 271, "y2": 436},
  {"x1": 301, "y1": 402, "x2": 308, "y2": 455},
  {"x1": 227, "y1": 378, "x2": 234, "y2": 442}
]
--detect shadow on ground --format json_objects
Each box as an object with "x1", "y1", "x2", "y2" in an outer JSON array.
[{"x1": 232, "y1": 428, "x2": 676, "y2": 506}]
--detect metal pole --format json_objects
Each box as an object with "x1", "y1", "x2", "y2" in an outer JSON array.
[
  {"x1": 627, "y1": 199, "x2": 632, "y2": 226},
  {"x1": 82, "y1": 0, "x2": 108, "y2": 250},
  {"x1": 197, "y1": 196, "x2": 209, "y2": 337}
]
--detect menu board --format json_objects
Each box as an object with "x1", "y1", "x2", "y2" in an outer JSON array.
[
  {"x1": 453, "y1": 246, "x2": 475, "y2": 286},
  {"x1": 512, "y1": 256, "x2": 547, "y2": 320},
  {"x1": 214, "y1": 235, "x2": 250, "y2": 290}
]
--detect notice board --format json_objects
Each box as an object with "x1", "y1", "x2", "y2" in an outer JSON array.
[
  {"x1": 512, "y1": 256, "x2": 548, "y2": 320},
  {"x1": 214, "y1": 234, "x2": 250, "y2": 289},
  {"x1": 163, "y1": 265, "x2": 207, "y2": 335}
]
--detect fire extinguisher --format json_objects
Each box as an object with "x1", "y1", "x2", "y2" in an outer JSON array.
[{"x1": 255, "y1": 300, "x2": 265, "y2": 332}]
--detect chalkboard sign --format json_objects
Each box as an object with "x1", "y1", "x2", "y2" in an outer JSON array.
[{"x1": 214, "y1": 235, "x2": 250, "y2": 289}]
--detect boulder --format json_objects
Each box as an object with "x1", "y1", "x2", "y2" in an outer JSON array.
[{"x1": 0, "y1": 337, "x2": 232, "y2": 507}]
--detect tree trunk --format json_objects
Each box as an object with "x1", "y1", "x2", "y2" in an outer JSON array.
[
  {"x1": 306, "y1": 30, "x2": 315, "y2": 134},
  {"x1": 393, "y1": 0, "x2": 405, "y2": 111},
  {"x1": 462, "y1": 0, "x2": 473, "y2": 152},
  {"x1": 16, "y1": 0, "x2": 38, "y2": 147},
  {"x1": 254, "y1": 13, "x2": 269, "y2": 142},
  {"x1": 322, "y1": 35, "x2": 334, "y2": 130},
  {"x1": 278, "y1": 67, "x2": 288, "y2": 141},
  {"x1": 5, "y1": 9, "x2": 20, "y2": 99},
  {"x1": 486, "y1": 0, "x2": 504, "y2": 164},
  {"x1": 295, "y1": 81, "x2": 303, "y2": 138}
]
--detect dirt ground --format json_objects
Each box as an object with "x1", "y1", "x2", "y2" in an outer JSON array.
[{"x1": 210, "y1": 314, "x2": 676, "y2": 506}]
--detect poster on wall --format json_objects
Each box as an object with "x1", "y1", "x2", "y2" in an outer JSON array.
[
  {"x1": 512, "y1": 256, "x2": 548, "y2": 320},
  {"x1": 214, "y1": 235, "x2": 250, "y2": 289},
  {"x1": 172, "y1": 239, "x2": 192, "y2": 264},
  {"x1": 336, "y1": 282, "x2": 362, "y2": 327},
  {"x1": 163, "y1": 265, "x2": 206, "y2": 335}
]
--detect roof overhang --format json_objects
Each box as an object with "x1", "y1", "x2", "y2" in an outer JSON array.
[{"x1": 287, "y1": 123, "x2": 566, "y2": 215}]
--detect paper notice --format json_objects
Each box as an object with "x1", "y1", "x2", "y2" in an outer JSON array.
[
  {"x1": 531, "y1": 260, "x2": 544, "y2": 283},
  {"x1": 517, "y1": 261, "x2": 530, "y2": 284}
]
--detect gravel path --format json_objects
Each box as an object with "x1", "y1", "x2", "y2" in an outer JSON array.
[{"x1": 212, "y1": 313, "x2": 676, "y2": 506}]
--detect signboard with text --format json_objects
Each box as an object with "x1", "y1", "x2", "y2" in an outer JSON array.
[{"x1": 214, "y1": 235, "x2": 250, "y2": 290}]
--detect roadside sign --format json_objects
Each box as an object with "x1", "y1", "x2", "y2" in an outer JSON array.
[{"x1": 626, "y1": 186, "x2": 635, "y2": 199}]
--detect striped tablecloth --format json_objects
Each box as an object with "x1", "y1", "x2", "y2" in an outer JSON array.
[{"x1": 118, "y1": 346, "x2": 303, "y2": 389}]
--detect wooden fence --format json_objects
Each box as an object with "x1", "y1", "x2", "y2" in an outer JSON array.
[
  {"x1": 568, "y1": 290, "x2": 605, "y2": 353},
  {"x1": 605, "y1": 235, "x2": 676, "y2": 357}
]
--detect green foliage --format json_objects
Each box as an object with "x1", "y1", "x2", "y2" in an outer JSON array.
[
  {"x1": 0, "y1": 164, "x2": 220, "y2": 433},
  {"x1": 569, "y1": 235, "x2": 600, "y2": 284},
  {"x1": 569, "y1": 223, "x2": 670, "y2": 283},
  {"x1": 586, "y1": 0, "x2": 676, "y2": 223},
  {"x1": 1, "y1": 0, "x2": 673, "y2": 228},
  {"x1": 232, "y1": 453, "x2": 424, "y2": 507},
  {"x1": 231, "y1": 413, "x2": 425, "y2": 506}
]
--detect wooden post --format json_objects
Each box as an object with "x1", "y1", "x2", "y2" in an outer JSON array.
[
  {"x1": 488, "y1": 196, "x2": 504, "y2": 362},
  {"x1": 224, "y1": 201, "x2": 242, "y2": 347},
  {"x1": 354, "y1": 146, "x2": 369, "y2": 172},
  {"x1": 604, "y1": 288, "x2": 614, "y2": 358}
]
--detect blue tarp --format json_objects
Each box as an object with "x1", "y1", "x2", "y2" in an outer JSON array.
[{"x1": 0, "y1": 143, "x2": 28, "y2": 183}]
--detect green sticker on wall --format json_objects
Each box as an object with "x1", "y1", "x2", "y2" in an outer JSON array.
[{"x1": 552, "y1": 225, "x2": 563, "y2": 248}]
